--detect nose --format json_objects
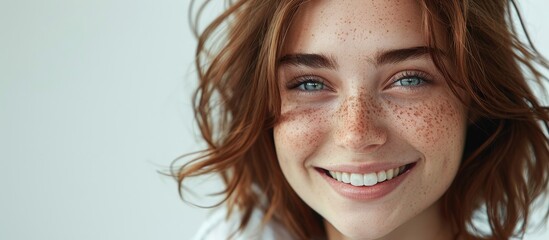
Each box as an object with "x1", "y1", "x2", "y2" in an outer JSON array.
[{"x1": 334, "y1": 95, "x2": 387, "y2": 152}]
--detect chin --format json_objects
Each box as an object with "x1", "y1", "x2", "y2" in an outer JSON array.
[{"x1": 325, "y1": 212, "x2": 403, "y2": 240}]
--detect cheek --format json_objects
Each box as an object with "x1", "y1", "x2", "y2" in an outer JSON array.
[
  {"x1": 385, "y1": 98, "x2": 467, "y2": 215},
  {"x1": 389, "y1": 97, "x2": 467, "y2": 195},
  {"x1": 273, "y1": 108, "x2": 330, "y2": 161},
  {"x1": 389, "y1": 98, "x2": 466, "y2": 151}
]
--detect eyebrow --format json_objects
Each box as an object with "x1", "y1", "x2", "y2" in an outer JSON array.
[
  {"x1": 375, "y1": 46, "x2": 442, "y2": 66},
  {"x1": 277, "y1": 53, "x2": 338, "y2": 70},
  {"x1": 277, "y1": 46, "x2": 443, "y2": 69}
]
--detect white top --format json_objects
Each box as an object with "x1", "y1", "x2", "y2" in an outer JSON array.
[{"x1": 192, "y1": 205, "x2": 295, "y2": 240}]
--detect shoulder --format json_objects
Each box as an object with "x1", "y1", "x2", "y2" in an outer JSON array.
[{"x1": 192, "y1": 205, "x2": 295, "y2": 240}]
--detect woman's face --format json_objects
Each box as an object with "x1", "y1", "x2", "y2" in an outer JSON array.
[{"x1": 274, "y1": 0, "x2": 468, "y2": 239}]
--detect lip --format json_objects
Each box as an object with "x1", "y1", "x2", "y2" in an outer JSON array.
[
  {"x1": 320, "y1": 161, "x2": 416, "y2": 174},
  {"x1": 317, "y1": 161, "x2": 417, "y2": 201}
]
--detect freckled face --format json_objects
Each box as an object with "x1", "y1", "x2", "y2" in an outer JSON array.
[{"x1": 273, "y1": 0, "x2": 468, "y2": 239}]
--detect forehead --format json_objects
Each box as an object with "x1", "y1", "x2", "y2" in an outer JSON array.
[{"x1": 282, "y1": 0, "x2": 427, "y2": 57}]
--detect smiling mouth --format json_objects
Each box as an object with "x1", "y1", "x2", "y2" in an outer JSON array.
[{"x1": 321, "y1": 162, "x2": 416, "y2": 187}]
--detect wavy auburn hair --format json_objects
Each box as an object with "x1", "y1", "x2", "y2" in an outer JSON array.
[{"x1": 176, "y1": 0, "x2": 549, "y2": 239}]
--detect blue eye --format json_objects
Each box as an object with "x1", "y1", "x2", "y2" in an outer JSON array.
[
  {"x1": 393, "y1": 76, "x2": 425, "y2": 87},
  {"x1": 287, "y1": 75, "x2": 328, "y2": 91},
  {"x1": 298, "y1": 81, "x2": 326, "y2": 91}
]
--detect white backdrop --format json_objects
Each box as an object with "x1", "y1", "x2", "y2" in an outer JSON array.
[{"x1": 1, "y1": 0, "x2": 548, "y2": 239}]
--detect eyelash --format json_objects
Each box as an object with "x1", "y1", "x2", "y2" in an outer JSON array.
[
  {"x1": 286, "y1": 70, "x2": 433, "y2": 92},
  {"x1": 388, "y1": 70, "x2": 432, "y2": 89},
  {"x1": 286, "y1": 75, "x2": 330, "y2": 92}
]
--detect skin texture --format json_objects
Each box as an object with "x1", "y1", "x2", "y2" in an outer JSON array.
[{"x1": 273, "y1": 0, "x2": 468, "y2": 239}]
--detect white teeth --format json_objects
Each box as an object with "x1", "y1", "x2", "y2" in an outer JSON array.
[
  {"x1": 363, "y1": 173, "x2": 377, "y2": 186},
  {"x1": 350, "y1": 173, "x2": 363, "y2": 186},
  {"x1": 387, "y1": 169, "x2": 394, "y2": 180},
  {"x1": 377, "y1": 171, "x2": 387, "y2": 182},
  {"x1": 327, "y1": 165, "x2": 409, "y2": 187},
  {"x1": 341, "y1": 172, "x2": 350, "y2": 183}
]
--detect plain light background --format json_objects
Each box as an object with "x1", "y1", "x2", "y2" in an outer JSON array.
[{"x1": 1, "y1": 0, "x2": 548, "y2": 239}]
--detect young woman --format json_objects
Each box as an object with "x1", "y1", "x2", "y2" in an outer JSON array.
[{"x1": 177, "y1": 0, "x2": 549, "y2": 239}]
